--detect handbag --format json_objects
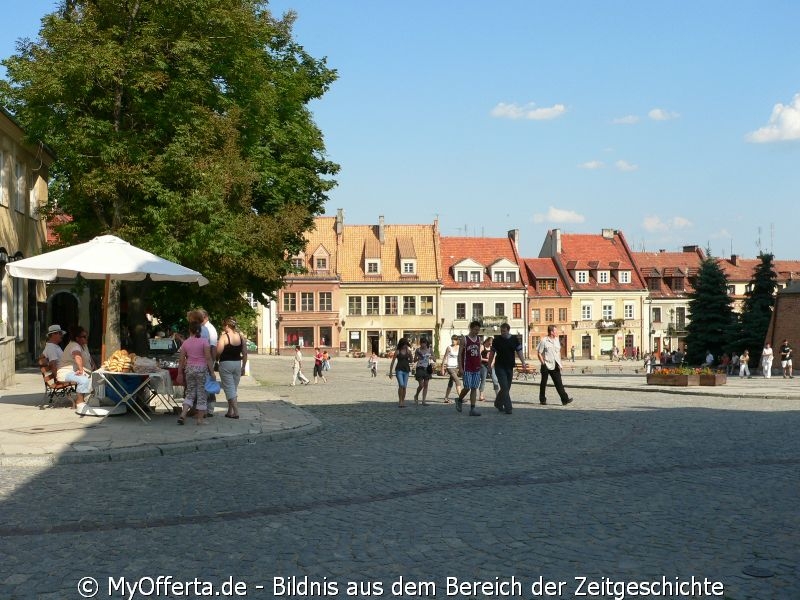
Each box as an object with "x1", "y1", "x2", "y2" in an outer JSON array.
[{"x1": 204, "y1": 373, "x2": 221, "y2": 394}]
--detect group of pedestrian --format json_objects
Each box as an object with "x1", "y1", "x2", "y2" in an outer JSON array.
[
  {"x1": 384, "y1": 321, "x2": 573, "y2": 414},
  {"x1": 176, "y1": 309, "x2": 248, "y2": 424},
  {"x1": 728, "y1": 340, "x2": 793, "y2": 379}
]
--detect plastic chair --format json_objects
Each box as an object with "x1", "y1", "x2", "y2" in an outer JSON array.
[{"x1": 38, "y1": 355, "x2": 77, "y2": 406}]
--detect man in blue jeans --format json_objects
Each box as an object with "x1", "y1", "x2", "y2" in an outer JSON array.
[{"x1": 487, "y1": 323, "x2": 526, "y2": 414}]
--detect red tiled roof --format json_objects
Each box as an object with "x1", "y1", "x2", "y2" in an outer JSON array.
[
  {"x1": 558, "y1": 232, "x2": 646, "y2": 289},
  {"x1": 633, "y1": 251, "x2": 702, "y2": 298},
  {"x1": 440, "y1": 236, "x2": 525, "y2": 289},
  {"x1": 523, "y1": 258, "x2": 570, "y2": 297}
]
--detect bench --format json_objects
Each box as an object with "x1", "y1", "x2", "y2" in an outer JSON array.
[
  {"x1": 514, "y1": 364, "x2": 538, "y2": 381},
  {"x1": 604, "y1": 364, "x2": 624, "y2": 374}
]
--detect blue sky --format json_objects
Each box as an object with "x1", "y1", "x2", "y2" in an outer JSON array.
[{"x1": 3, "y1": 1, "x2": 800, "y2": 260}]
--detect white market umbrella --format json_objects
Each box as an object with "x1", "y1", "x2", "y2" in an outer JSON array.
[{"x1": 6, "y1": 234, "x2": 209, "y2": 360}]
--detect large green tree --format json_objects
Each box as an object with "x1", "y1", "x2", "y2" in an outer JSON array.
[
  {"x1": 735, "y1": 253, "x2": 777, "y2": 367},
  {"x1": 1, "y1": 0, "x2": 337, "y2": 344},
  {"x1": 685, "y1": 254, "x2": 735, "y2": 365}
]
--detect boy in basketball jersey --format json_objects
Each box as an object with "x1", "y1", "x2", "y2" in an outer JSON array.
[{"x1": 456, "y1": 320, "x2": 482, "y2": 416}]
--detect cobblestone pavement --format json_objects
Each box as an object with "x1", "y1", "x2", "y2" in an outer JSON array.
[{"x1": 1, "y1": 355, "x2": 798, "y2": 599}]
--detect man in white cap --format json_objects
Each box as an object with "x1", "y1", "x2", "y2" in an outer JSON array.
[{"x1": 42, "y1": 324, "x2": 66, "y2": 381}]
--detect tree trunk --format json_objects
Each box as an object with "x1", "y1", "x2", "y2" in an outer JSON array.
[{"x1": 124, "y1": 280, "x2": 152, "y2": 356}]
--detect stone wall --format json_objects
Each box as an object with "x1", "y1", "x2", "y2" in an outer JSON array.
[{"x1": 0, "y1": 334, "x2": 15, "y2": 389}]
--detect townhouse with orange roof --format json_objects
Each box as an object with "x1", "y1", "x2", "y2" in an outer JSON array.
[
  {"x1": 633, "y1": 246, "x2": 704, "y2": 358},
  {"x1": 337, "y1": 215, "x2": 442, "y2": 356},
  {"x1": 439, "y1": 231, "x2": 527, "y2": 357},
  {"x1": 522, "y1": 257, "x2": 572, "y2": 359},
  {"x1": 716, "y1": 254, "x2": 800, "y2": 313},
  {"x1": 539, "y1": 228, "x2": 648, "y2": 359},
  {"x1": 276, "y1": 212, "x2": 344, "y2": 356}
]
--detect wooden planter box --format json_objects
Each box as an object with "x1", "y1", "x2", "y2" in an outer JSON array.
[
  {"x1": 699, "y1": 373, "x2": 727, "y2": 386},
  {"x1": 646, "y1": 374, "x2": 700, "y2": 386}
]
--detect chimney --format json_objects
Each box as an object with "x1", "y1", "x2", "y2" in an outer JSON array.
[
  {"x1": 682, "y1": 245, "x2": 699, "y2": 253},
  {"x1": 335, "y1": 208, "x2": 344, "y2": 236},
  {"x1": 553, "y1": 228, "x2": 561, "y2": 255},
  {"x1": 508, "y1": 228, "x2": 519, "y2": 248},
  {"x1": 378, "y1": 215, "x2": 385, "y2": 244},
  {"x1": 730, "y1": 254, "x2": 739, "y2": 266},
  {"x1": 601, "y1": 228, "x2": 614, "y2": 240},
  {"x1": 659, "y1": 249, "x2": 666, "y2": 253}
]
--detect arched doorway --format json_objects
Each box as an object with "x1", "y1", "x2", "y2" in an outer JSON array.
[{"x1": 49, "y1": 291, "x2": 79, "y2": 347}]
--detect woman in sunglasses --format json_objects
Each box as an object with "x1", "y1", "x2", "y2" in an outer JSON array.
[{"x1": 57, "y1": 326, "x2": 96, "y2": 410}]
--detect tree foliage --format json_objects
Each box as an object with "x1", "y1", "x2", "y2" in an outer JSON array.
[
  {"x1": 735, "y1": 253, "x2": 777, "y2": 366},
  {"x1": 1, "y1": 0, "x2": 338, "y2": 325},
  {"x1": 685, "y1": 254, "x2": 735, "y2": 365}
]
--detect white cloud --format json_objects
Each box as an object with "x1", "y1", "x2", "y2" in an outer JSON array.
[
  {"x1": 643, "y1": 216, "x2": 668, "y2": 233},
  {"x1": 648, "y1": 108, "x2": 680, "y2": 121},
  {"x1": 672, "y1": 216, "x2": 692, "y2": 229},
  {"x1": 490, "y1": 102, "x2": 567, "y2": 121},
  {"x1": 579, "y1": 160, "x2": 604, "y2": 169},
  {"x1": 612, "y1": 115, "x2": 640, "y2": 125},
  {"x1": 643, "y1": 215, "x2": 693, "y2": 233},
  {"x1": 615, "y1": 160, "x2": 639, "y2": 172},
  {"x1": 745, "y1": 93, "x2": 800, "y2": 143},
  {"x1": 532, "y1": 206, "x2": 586, "y2": 224}
]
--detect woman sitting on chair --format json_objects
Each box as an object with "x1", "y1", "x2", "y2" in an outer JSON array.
[{"x1": 57, "y1": 326, "x2": 95, "y2": 410}]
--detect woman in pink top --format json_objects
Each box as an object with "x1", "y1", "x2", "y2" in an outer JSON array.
[{"x1": 176, "y1": 321, "x2": 216, "y2": 425}]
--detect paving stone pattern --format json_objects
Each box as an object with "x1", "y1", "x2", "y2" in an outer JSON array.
[{"x1": 0, "y1": 356, "x2": 798, "y2": 599}]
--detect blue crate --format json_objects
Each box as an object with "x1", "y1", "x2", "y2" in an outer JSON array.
[{"x1": 103, "y1": 373, "x2": 146, "y2": 403}]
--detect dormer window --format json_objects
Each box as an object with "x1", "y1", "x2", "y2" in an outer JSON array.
[
  {"x1": 494, "y1": 271, "x2": 505, "y2": 282},
  {"x1": 576, "y1": 270, "x2": 589, "y2": 284},
  {"x1": 291, "y1": 257, "x2": 304, "y2": 270},
  {"x1": 366, "y1": 259, "x2": 380, "y2": 275},
  {"x1": 619, "y1": 270, "x2": 631, "y2": 284},
  {"x1": 598, "y1": 271, "x2": 610, "y2": 284},
  {"x1": 457, "y1": 271, "x2": 467, "y2": 282},
  {"x1": 469, "y1": 270, "x2": 481, "y2": 282},
  {"x1": 315, "y1": 257, "x2": 327, "y2": 271},
  {"x1": 401, "y1": 260, "x2": 416, "y2": 275}
]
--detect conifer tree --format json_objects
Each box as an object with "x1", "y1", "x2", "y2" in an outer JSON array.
[
  {"x1": 735, "y1": 253, "x2": 777, "y2": 367},
  {"x1": 685, "y1": 254, "x2": 735, "y2": 365}
]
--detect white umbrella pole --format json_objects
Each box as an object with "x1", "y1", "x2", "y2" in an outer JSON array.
[{"x1": 101, "y1": 274, "x2": 110, "y2": 363}]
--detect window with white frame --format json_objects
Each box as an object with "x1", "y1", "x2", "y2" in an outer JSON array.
[
  {"x1": 29, "y1": 179, "x2": 37, "y2": 216},
  {"x1": 469, "y1": 270, "x2": 481, "y2": 282},
  {"x1": 493, "y1": 271, "x2": 504, "y2": 282},
  {"x1": 385, "y1": 296, "x2": 398, "y2": 315},
  {"x1": 457, "y1": 271, "x2": 467, "y2": 282},
  {"x1": 301, "y1": 292, "x2": 314, "y2": 311},
  {"x1": 598, "y1": 271, "x2": 609, "y2": 284},
  {"x1": 366, "y1": 295, "x2": 380, "y2": 315},
  {"x1": 348, "y1": 296, "x2": 362, "y2": 315},
  {"x1": 420, "y1": 296, "x2": 433, "y2": 315},
  {"x1": 366, "y1": 260, "x2": 380, "y2": 274},
  {"x1": 291, "y1": 257, "x2": 304, "y2": 270},
  {"x1": 402, "y1": 296, "x2": 416, "y2": 315},
  {"x1": 283, "y1": 292, "x2": 296, "y2": 311},
  {"x1": 506, "y1": 271, "x2": 517, "y2": 282},
  {"x1": 15, "y1": 163, "x2": 25, "y2": 213},
  {"x1": 624, "y1": 303, "x2": 634, "y2": 319},
  {"x1": 471, "y1": 303, "x2": 483, "y2": 320},
  {"x1": 576, "y1": 271, "x2": 589, "y2": 284},
  {"x1": 402, "y1": 260, "x2": 416, "y2": 275},
  {"x1": 494, "y1": 302, "x2": 504, "y2": 317},
  {"x1": 602, "y1": 303, "x2": 614, "y2": 320},
  {"x1": 652, "y1": 307, "x2": 662, "y2": 322},
  {"x1": 456, "y1": 303, "x2": 466, "y2": 319},
  {"x1": 581, "y1": 303, "x2": 592, "y2": 320},
  {"x1": 315, "y1": 257, "x2": 327, "y2": 271},
  {"x1": 532, "y1": 308, "x2": 540, "y2": 323},
  {"x1": 246, "y1": 292, "x2": 259, "y2": 308},
  {"x1": 319, "y1": 292, "x2": 332, "y2": 311},
  {"x1": 619, "y1": 271, "x2": 631, "y2": 284}
]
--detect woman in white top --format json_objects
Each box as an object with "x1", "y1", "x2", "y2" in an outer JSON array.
[
  {"x1": 440, "y1": 335, "x2": 462, "y2": 403},
  {"x1": 57, "y1": 326, "x2": 95, "y2": 409},
  {"x1": 761, "y1": 343, "x2": 774, "y2": 378}
]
